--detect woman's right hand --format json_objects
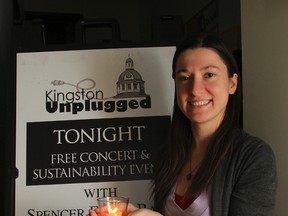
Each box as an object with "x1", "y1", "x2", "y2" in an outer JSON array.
[
  {"x1": 127, "y1": 207, "x2": 163, "y2": 216},
  {"x1": 88, "y1": 203, "x2": 162, "y2": 216}
]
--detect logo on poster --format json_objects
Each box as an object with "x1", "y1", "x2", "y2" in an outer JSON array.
[{"x1": 45, "y1": 56, "x2": 151, "y2": 114}]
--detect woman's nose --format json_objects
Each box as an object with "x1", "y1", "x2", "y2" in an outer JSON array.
[{"x1": 190, "y1": 77, "x2": 204, "y2": 96}]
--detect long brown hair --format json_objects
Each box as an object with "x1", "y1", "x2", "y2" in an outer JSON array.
[{"x1": 153, "y1": 33, "x2": 242, "y2": 210}]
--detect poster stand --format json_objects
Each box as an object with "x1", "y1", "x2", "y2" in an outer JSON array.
[{"x1": 12, "y1": 41, "x2": 176, "y2": 216}]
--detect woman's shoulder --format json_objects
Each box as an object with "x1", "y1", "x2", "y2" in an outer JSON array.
[
  {"x1": 230, "y1": 129, "x2": 276, "y2": 164},
  {"x1": 232, "y1": 129, "x2": 271, "y2": 150}
]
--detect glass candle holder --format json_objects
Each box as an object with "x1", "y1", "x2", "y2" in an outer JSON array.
[{"x1": 97, "y1": 196, "x2": 129, "y2": 216}]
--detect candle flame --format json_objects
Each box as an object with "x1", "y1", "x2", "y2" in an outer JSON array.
[{"x1": 110, "y1": 208, "x2": 118, "y2": 213}]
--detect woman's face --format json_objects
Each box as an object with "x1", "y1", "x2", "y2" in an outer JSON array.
[{"x1": 175, "y1": 48, "x2": 238, "y2": 128}]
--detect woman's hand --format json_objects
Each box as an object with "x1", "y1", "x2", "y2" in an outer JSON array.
[
  {"x1": 127, "y1": 208, "x2": 163, "y2": 216},
  {"x1": 88, "y1": 203, "x2": 162, "y2": 216},
  {"x1": 88, "y1": 203, "x2": 138, "y2": 216},
  {"x1": 88, "y1": 209, "x2": 97, "y2": 216}
]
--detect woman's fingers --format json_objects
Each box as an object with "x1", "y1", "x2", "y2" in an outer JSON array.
[
  {"x1": 127, "y1": 203, "x2": 139, "y2": 212},
  {"x1": 128, "y1": 208, "x2": 163, "y2": 216},
  {"x1": 89, "y1": 209, "x2": 98, "y2": 216}
]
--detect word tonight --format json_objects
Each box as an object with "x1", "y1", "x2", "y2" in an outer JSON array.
[{"x1": 53, "y1": 125, "x2": 145, "y2": 144}]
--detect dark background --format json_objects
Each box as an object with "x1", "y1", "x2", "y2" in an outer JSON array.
[{"x1": 0, "y1": 0, "x2": 241, "y2": 215}]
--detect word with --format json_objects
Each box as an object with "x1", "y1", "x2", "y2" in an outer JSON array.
[{"x1": 84, "y1": 187, "x2": 117, "y2": 198}]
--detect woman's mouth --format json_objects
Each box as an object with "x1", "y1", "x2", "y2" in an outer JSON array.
[{"x1": 190, "y1": 100, "x2": 210, "y2": 106}]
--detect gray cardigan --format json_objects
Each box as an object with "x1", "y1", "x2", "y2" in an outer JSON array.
[
  {"x1": 210, "y1": 130, "x2": 277, "y2": 216},
  {"x1": 156, "y1": 130, "x2": 277, "y2": 216}
]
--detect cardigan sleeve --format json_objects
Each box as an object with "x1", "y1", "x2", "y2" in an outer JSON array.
[{"x1": 228, "y1": 138, "x2": 277, "y2": 216}]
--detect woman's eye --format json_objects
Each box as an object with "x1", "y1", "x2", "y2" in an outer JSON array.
[
  {"x1": 177, "y1": 76, "x2": 189, "y2": 81},
  {"x1": 205, "y1": 73, "x2": 215, "y2": 78}
]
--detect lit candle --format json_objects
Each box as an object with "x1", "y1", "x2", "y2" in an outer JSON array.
[
  {"x1": 106, "y1": 207, "x2": 122, "y2": 216},
  {"x1": 97, "y1": 196, "x2": 129, "y2": 216}
]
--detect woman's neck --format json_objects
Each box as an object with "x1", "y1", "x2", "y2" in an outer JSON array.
[
  {"x1": 191, "y1": 123, "x2": 217, "y2": 149},
  {"x1": 190, "y1": 112, "x2": 223, "y2": 147}
]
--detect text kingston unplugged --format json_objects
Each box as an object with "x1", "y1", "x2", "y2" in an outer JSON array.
[{"x1": 45, "y1": 89, "x2": 151, "y2": 114}]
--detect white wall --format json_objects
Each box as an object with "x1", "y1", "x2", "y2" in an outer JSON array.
[{"x1": 241, "y1": 0, "x2": 288, "y2": 215}]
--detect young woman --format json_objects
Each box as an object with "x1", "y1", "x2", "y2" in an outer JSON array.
[{"x1": 90, "y1": 33, "x2": 277, "y2": 216}]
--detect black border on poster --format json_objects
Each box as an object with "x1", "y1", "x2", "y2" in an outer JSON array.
[
  {"x1": 8, "y1": 40, "x2": 176, "y2": 216},
  {"x1": 15, "y1": 40, "x2": 177, "y2": 53}
]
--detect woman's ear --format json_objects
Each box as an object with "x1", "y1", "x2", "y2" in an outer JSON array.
[{"x1": 229, "y1": 73, "x2": 238, "y2": 94}]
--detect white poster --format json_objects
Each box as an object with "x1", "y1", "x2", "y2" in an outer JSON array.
[{"x1": 15, "y1": 46, "x2": 175, "y2": 216}]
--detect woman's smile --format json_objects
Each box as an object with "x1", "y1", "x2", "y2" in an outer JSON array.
[{"x1": 189, "y1": 99, "x2": 211, "y2": 106}]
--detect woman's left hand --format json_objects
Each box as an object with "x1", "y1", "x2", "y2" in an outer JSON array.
[
  {"x1": 87, "y1": 204, "x2": 163, "y2": 216},
  {"x1": 88, "y1": 203, "x2": 139, "y2": 216}
]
